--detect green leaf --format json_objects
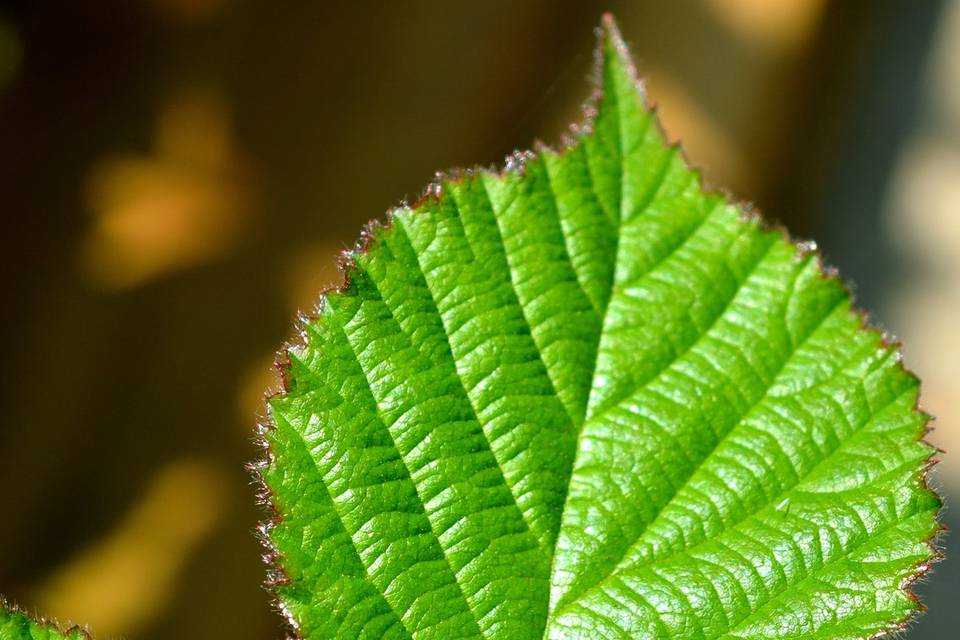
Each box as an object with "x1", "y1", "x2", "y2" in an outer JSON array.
[
  {"x1": 0, "y1": 602, "x2": 89, "y2": 640},
  {"x1": 259, "y1": 15, "x2": 940, "y2": 640}
]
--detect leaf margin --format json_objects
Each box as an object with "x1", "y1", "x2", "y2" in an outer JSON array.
[{"x1": 0, "y1": 597, "x2": 92, "y2": 640}]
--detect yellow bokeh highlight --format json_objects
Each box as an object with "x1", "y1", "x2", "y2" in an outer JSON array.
[
  {"x1": 79, "y1": 89, "x2": 252, "y2": 291},
  {"x1": 704, "y1": 0, "x2": 825, "y2": 52},
  {"x1": 32, "y1": 459, "x2": 230, "y2": 637}
]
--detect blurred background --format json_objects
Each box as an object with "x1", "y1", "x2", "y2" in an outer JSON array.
[{"x1": 0, "y1": 1, "x2": 957, "y2": 638}]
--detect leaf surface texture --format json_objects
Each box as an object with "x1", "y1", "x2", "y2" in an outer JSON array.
[{"x1": 260, "y1": 17, "x2": 939, "y2": 640}]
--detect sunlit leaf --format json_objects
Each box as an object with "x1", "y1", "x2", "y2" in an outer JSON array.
[{"x1": 258, "y1": 14, "x2": 940, "y2": 640}]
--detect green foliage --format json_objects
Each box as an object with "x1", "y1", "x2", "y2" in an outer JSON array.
[
  {"x1": 0, "y1": 15, "x2": 940, "y2": 640},
  {"x1": 0, "y1": 603, "x2": 88, "y2": 640},
  {"x1": 259, "y1": 15, "x2": 939, "y2": 640}
]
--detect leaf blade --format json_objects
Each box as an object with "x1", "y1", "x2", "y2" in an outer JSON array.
[{"x1": 261, "y1": 14, "x2": 940, "y2": 640}]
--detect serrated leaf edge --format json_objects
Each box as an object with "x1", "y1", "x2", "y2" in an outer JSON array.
[{"x1": 0, "y1": 597, "x2": 92, "y2": 640}]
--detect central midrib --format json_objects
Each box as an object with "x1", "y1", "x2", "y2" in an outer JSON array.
[{"x1": 542, "y1": 55, "x2": 635, "y2": 634}]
